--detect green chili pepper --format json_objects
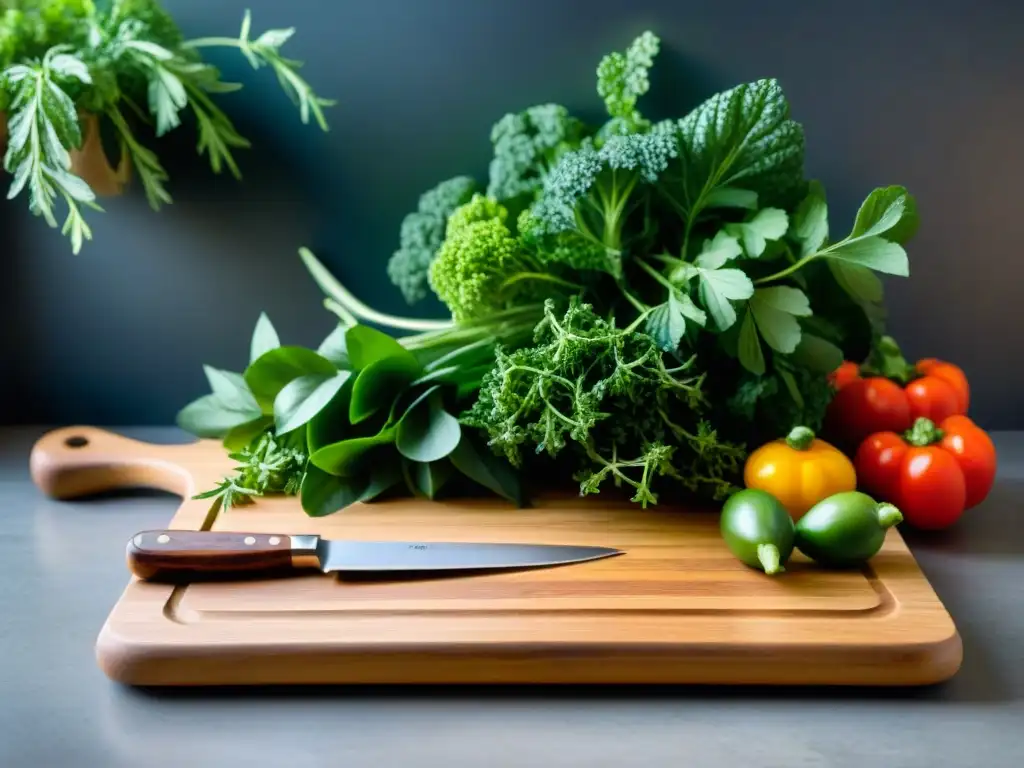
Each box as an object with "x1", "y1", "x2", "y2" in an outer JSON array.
[
  {"x1": 719, "y1": 488, "x2": 795, "y2": 575},
  {"x1": 794, "y1": 491, "x2": 904, "y2": 568}
]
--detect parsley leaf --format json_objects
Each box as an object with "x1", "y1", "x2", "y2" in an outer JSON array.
[
  {"x1": 697, "y1": 267, "x2": 755, "y2": 331},
  {"x1": 749, "y1": 286, "x2": 812, "y2": 354},
  {"x1": 725, "y1": 207, "x2": 789, "y2": 257}
]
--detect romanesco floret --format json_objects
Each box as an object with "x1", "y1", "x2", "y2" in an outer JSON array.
[
  {"x1": 486, "y1": 103, "x2": 587, "y2": 209},
  {"x1": 386, "y1": 175, "x2": 478, "y2": 304}
]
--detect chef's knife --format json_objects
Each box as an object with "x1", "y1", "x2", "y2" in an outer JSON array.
[{"x1": 126, "y1": 530, "x2": 623, "y2": 582}]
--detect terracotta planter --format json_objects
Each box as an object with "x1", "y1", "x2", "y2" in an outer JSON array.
[{"x1": 0, "y1": 110, "x2": 131, "y2": 196}]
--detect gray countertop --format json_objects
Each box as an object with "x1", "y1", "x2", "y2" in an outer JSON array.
[{"x1": 2, "y1": 425, "x2": 1022, "y2": 767}]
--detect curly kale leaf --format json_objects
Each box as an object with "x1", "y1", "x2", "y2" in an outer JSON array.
[
  {"x1": 524, "y1": 131, "x2": 678, "y2": 277},
  {"x1": 386, "y1": 175, "x2": 479, "y2": 304},
  {"x1": 596, "y1": 30, "x2": 659, "y2": 138},
  {"x1": 461, "y1": 299, "x2": 745, "y2": 506},
  {"x1": 486, "y1": 103, "x2": 588, "y2": 210}
]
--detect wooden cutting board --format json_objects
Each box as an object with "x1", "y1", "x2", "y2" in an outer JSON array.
[{"x1": 30, "y1": 425, "x2": 962, "y2": 687}]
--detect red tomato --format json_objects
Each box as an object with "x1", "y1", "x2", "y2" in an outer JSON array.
[
  {"x1": 854, "y1": 415, "x2": 996, "y2": 530},
  {"x1": 904, "y1": 376, "x2": 961, "y2": 423},
  {"x1": 829, "y1": 361, "x2": 861, "y2": 391},
  {"x1": 853, "y1": 431, "x2": 907, "y2": 500},
  {"x1": 917, "y1": 359, "x2": 970, "y2": 412},
  {"x1": 825, "y1": 377, "x2": 912, "y2": 450},
  {"x1": 825, "y1": 355, "x2": 970, "y2": 453},
  {"x1": 938, "y1": 414, "x2": 997, "y2": 508}
]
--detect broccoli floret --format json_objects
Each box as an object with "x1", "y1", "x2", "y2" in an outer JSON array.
[
  {"x1": 428, "y1": 197, "x2": 583, "y2": 323},
  {"x1": 525, "y1": 132, "x2": 678, "y2": 275},
  {"x1": 486, "y1": 104, "x2": 588, "y2": 211},
  {"x1": 446, "y1": 192, "x2": 508, "y2": 234},
  {"x1": 517, "y1": 208, "x2": 617, "y2": 278},
  {"x1": 596, "y1": 30, "x2": 660, "y2": 138},
  {"x1": 386, "y1": 175, "x2": 479, "y2": 304}
]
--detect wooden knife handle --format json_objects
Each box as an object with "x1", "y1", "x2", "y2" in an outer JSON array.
[{"x1": 126, "y1": 530, "x2": 301, "y2": 582}]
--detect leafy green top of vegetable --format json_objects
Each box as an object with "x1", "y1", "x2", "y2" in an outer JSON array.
[
  {"x1": 525, "y1": 131, "x2": 678, "y2": 280},
  {"x1": 173, "y1": 27, "x2": 923, "y2": 518},
  {"x1": 386, "y1": 175, "x2": 479, "y2": 304},
  {"x1": 462, "y1": 298, "x2": 744, "y2": 506},
  {"x1": 596, "y1": 29, "x2": 659, "y2": 138},
  {"x1": 0, "y1": 3, "x2": 333, "y2": 252},
  {"x1": 486, "y1": 103, "x2": 588, "y2": 211},
  {"x1": 427, "y1": 194, "x2": 582, "y2": 323}
]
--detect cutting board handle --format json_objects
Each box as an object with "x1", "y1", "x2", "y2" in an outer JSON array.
[{"x1": 30, "y1": 426, "x2": 195, "y2": 499}]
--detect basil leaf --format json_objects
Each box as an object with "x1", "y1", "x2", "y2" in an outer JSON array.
[
  {"x1": 851, "y1": 186, "x2": 918, "y2": 244},
  {"x1": 749, "y1": 286, "x2": 811, "y2": 354},
  {"x1": 703, "y1": 186, "x2": 758, "y2": 210},
  {"x1": 697, "y1": 267, "x2": 755, "y2": 331},
  {"x1": 412, "y1": 460, "x2": 454, "y2": 500},
  {"x1": 274, "y1": 370, "x2": 352, "y2": 435},
  {"x1": 345, "y1": 324, "x2": 414, "y2": 370},
  {"x1": 828, "y1": 259, "x2": 884, "y2": 303},
  {"x1": 792, "y1": 180, "x2": 828, "y2": 256},
  {"x1": 244, "y1": 347, "x2": 336, "y2": 411},
  {"x1": 448, "y1": 433, "x2": 524, "y2": 505},
  {"x1": 317, "y1": 324, "x2": 351, "y2": 368},
  {"x1": 675, "y1": 78, "x2": 805, "y2": 212},
  {"x1": 203, "y1": 365, "x2": 260, "y2": 413},
  {"x1": 396, "y1": 389, "x2": 462, "y2": 463},
  {"x1": 827, "y1": 236, "x2": 908, "y2": 277},
  {"x1": 790, "y1": 333, "x2": 844, "y2": 374},
  {"x1": 725, "y1": 208, "x2": 788, "y2": 258},
  {"x1": 176, "y1": 394, "x2": 262, "y2": 438},
  {"x1": 349, "y1": 355, "x2": 423, "y2": 424},
  {"x1": 306, "y1": 376, "x2": 355, "y2": 453},
  {"x1": 737, "y1": 308, "x2": 765, "y2": 375},
  {"x1": 309, "y1": 424, "x2": 399, "y2": 476},
  {"x1": 300, "y1": 460, "x2": 400, "y2": 517},
  {"x1": 250, "y1": 312, "x2": 280, "y2": 364},
  {"x1": 694, "y1": 230, "x2": 743, "y2": 269}
]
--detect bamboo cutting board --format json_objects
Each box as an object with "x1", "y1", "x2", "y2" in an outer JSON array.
[{"x1": 30, "y1": 425, "x2": 962, "y2": 687}]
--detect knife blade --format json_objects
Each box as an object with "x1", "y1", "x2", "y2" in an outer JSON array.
[{"x1": 126, "y1": 530, "x2": 623, "y2": 582}]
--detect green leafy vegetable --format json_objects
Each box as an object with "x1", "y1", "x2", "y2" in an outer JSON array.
[
  {"x1": 0, "y1": 3, "x2": 333, "y2": 252},
  {"x1": 174, "y1": 27, "x2": 922, "y2": 517},
  {"x1": 386, "y1": 175, "x2": 479, "y2": 304},
  {"x1": 462, "y1": 299, "x2": 744, "y2": 506},
  {"x1": 596, "y1": 30, "x2": 659, "y2": 137}
]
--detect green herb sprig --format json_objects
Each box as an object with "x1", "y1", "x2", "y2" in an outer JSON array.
[{"x1": 0, "y1": 2, "x2": 334, "y2": 252}]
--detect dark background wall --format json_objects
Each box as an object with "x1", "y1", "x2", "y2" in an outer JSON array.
[{"x1": 2, "y1": 0, "x2": 1021, "y2": 429}]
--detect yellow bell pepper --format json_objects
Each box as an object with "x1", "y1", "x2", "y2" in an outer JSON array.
[{"x1": 743, "y1": 426, "x2": 856, "y2": 520}]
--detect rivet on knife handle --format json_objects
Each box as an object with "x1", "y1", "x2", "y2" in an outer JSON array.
[{"x1": 126, "y1": 530, "x2": 304, "y2": 582}]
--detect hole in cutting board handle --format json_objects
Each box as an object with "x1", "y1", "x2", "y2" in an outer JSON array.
[{"x1": 64, "y1": 435, "x2": 89, "y2": 448}]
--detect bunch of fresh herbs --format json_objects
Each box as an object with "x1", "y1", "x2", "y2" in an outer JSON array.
[
  {"x1": 178, "y1": 30, "x2": 917, "y2": 516},
  {"x1": 0, "y1": 0, "x2": 333, "y2": 252}
]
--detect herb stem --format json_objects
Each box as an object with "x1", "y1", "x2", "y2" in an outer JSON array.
[
  {"x1": 500, "y1": 272, "x2": 584, "y2": 293},
  {"x1": 300, "y1": 247, "x2": 454, "y2": 331},
  {"x1": 180, "y1": 37, "x2": 244, "y2": 49},
  {"x1": 753, "y1": 254, "x2": 817, "y2": 285},
  {"x1": 635, "y1": 258, "x2": 678, "y2": 293}
]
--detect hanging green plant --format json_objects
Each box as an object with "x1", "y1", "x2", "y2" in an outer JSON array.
[{"x1": 0, "y1": 0, "x2": 334, "y2": 252}]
